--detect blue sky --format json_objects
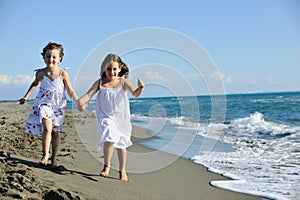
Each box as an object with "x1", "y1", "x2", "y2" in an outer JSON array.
[{"x1": 0, "y1": 0, "x2": 299, "y2": 100}]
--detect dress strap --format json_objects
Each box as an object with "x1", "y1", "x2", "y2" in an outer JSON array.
[
  {"x1": 99, "y1": 78, "x2": 102, "y2": 90},
  {"x1": 59, "y1": 68, "x2": 66, "y2": 76},
  {"x1": 34, "y1": 68, "x2": 45, "y2": 76},
  {"x1": 120, "y1": 77, "x2": 124, "y2": 85},
  {"x1": 120, "y1": 77, "x2": 126, "y2": 90}
]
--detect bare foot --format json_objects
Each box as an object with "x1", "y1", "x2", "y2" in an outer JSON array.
[
  {"x1": 51, "y1": 155, "x2": 58, "y2": 168},
  {"x1": 100, "y1": 165, "x2": 110, "y2": 177},
  {"x1": 119, "y1": 170, "x2": 129, "y2": 182},
  {"x1": 39, "y1": 153, "x2": 49, "y2": 166}
]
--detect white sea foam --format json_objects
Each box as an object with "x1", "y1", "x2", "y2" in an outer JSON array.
[
  {"x1": 192, "y1": 112, "x2": 300, "y2": 200},
  {"x1": 210, "y1": 180, "x2": 289, "y2": 200}
]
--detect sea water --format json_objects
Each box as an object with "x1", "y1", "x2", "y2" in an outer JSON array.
[{"x1": 71, "y1": 92, "x2": 299, "y2": 200}]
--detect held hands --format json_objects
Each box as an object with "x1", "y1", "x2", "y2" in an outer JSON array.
[{"x1": 76, "y1": 99, "x2": 88, "y2": 112}]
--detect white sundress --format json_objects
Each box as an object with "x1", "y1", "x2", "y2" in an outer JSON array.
[
  {"x1": 22, "y1": 68, "x2": 67, "y2": 136},
  {"x1": 95, "y1": 78, "x2": 132, "y2": 150}
]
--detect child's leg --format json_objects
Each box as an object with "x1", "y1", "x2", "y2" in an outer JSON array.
[
  {"x1": 100, "y1": 142, "x2": 114, "y2": 177},
  {"x1": 117, "y1": 148, "x2": 128, "y2": 181},
  {"x1": 40, "y1": 118, "x2": 52, "y2": 165},
  {"x1": 51, "y1": 131, "x2": 59, "y2": 167}
]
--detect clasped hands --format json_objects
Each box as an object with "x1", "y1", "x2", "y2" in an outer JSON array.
[{"x1": 75, "y1": 100, "x2": 88, "y2": 112}]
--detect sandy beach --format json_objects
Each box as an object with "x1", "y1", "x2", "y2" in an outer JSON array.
[{"x1": 0, "y1": 102, "x2": 258, "y2": 200}]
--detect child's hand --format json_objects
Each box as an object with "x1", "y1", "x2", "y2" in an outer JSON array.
[
  {"x1": 81, "y1": 102, "x2": 88, "y2": 111},
  {"x1": 76, "y1": 99, "x2": 88, "y2": 112},
  {"x1": 19, "y1": 98, "x2": 27, "y2": 105},
  {"x1": 137, "y1": 78, "x2": 144, "y2": 89}
]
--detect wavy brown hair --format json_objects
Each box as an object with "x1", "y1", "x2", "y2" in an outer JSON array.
[{"x1": 41, "y1": 42, "x2": 64, "y2": 62}]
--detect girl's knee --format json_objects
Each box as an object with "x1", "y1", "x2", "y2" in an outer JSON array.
[
  {"x1": 42, "y1": 118, "x2": 52, "y2": 126},
  {"x1": 117, "y1": 148, "x2": 127, "y2": 152},
  {"x1": 42, "y1": 118, "x2": 53, "y2": 133}
]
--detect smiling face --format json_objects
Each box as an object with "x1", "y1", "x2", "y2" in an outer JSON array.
[
  {"x1": 43, "y1": 49, "x2": 61, "y2": 68},
  {"x1": 104, "y1": 61, "x2": 121, "y2": 81}
]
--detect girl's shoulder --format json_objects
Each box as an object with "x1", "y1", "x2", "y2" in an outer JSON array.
[
  {"x1": 120, "y1": 77, "x2": 131, "y2": 91},
  {"x1": 54, "y1": 67, "x2": 69, "y2": 79},
  {"x1": 117, "y1": 77, "x2": 125, "y2": 87},
  {"x1": 122, "y1": 77, "x2": 131, "y2": 85},
  {"x1": 60, "y1": 67, "x2": 68, "y2": 75},
  {"x1": 34, "y1": 67, "x2": 46, "y2": 78}
]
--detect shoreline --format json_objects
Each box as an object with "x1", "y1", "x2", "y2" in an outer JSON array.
[{"x1": 0, "y1": 102, "x2": 258, "y2": 199}]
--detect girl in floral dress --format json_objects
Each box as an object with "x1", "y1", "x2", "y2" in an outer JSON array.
[{"x1": 20, "y1": 42, "x2": 79, "y2": 168}]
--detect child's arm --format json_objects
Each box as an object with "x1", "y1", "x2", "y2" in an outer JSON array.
[
  {"x1": 79, "y1": 80, "x2": 100, "y2": 103},
  {"x1": 19, "y1": 71, "x2": 42, "y2": 104},
  {"x1": 123, "y1": 78, "x2": 144, "y2": 97},
  {"x1": 78, "y1": 80, "x2": 99, "y2": 111},
  {"x1": 61, "y1": 70, "x2": 78, "y2": 102}
]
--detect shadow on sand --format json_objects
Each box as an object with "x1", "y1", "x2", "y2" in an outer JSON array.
[{"x1": 5, "y1": 156, "x2": 101, "y2": 182}]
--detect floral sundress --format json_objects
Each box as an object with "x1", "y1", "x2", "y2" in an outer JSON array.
[{"x1": 22, "y1": 68, "x2": 67, "y2": 136}]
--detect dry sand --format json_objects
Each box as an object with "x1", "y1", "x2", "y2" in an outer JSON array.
[{"x1": 0, "y1": 102, "x2": 258, "y2": 199}]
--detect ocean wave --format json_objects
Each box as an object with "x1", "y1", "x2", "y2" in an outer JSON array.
[{"x1": 191, "y1": 112, "x2": 300, "y2": 200}]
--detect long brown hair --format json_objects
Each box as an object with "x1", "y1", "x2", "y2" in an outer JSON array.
[{"x1": 100, "y1": 53, "x2": 129, "y2": 78}]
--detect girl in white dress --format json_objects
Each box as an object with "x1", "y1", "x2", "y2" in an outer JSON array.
[
  {"x1": 78, "y1": 53, "x2": 144, "y2": 181},
  {"x1": 20, "y1": 42, "x2": 79, "y2": 168}
]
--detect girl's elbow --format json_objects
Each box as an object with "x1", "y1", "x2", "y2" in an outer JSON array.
[
  {"x1": 68, "y1": 90, "x2": 74, "y2": 96},
  {"x1": 132, "y1": 91, "x2": 141, "y2": 98}
]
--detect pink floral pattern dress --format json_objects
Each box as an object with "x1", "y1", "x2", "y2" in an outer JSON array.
[{"x1": 22, "y1": 68, "x2": 67, "y2": 136}]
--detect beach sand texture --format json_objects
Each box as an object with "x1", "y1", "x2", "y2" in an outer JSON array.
[{"x1": 0, "y1": 103, "x2": 258, "y2": 200}]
